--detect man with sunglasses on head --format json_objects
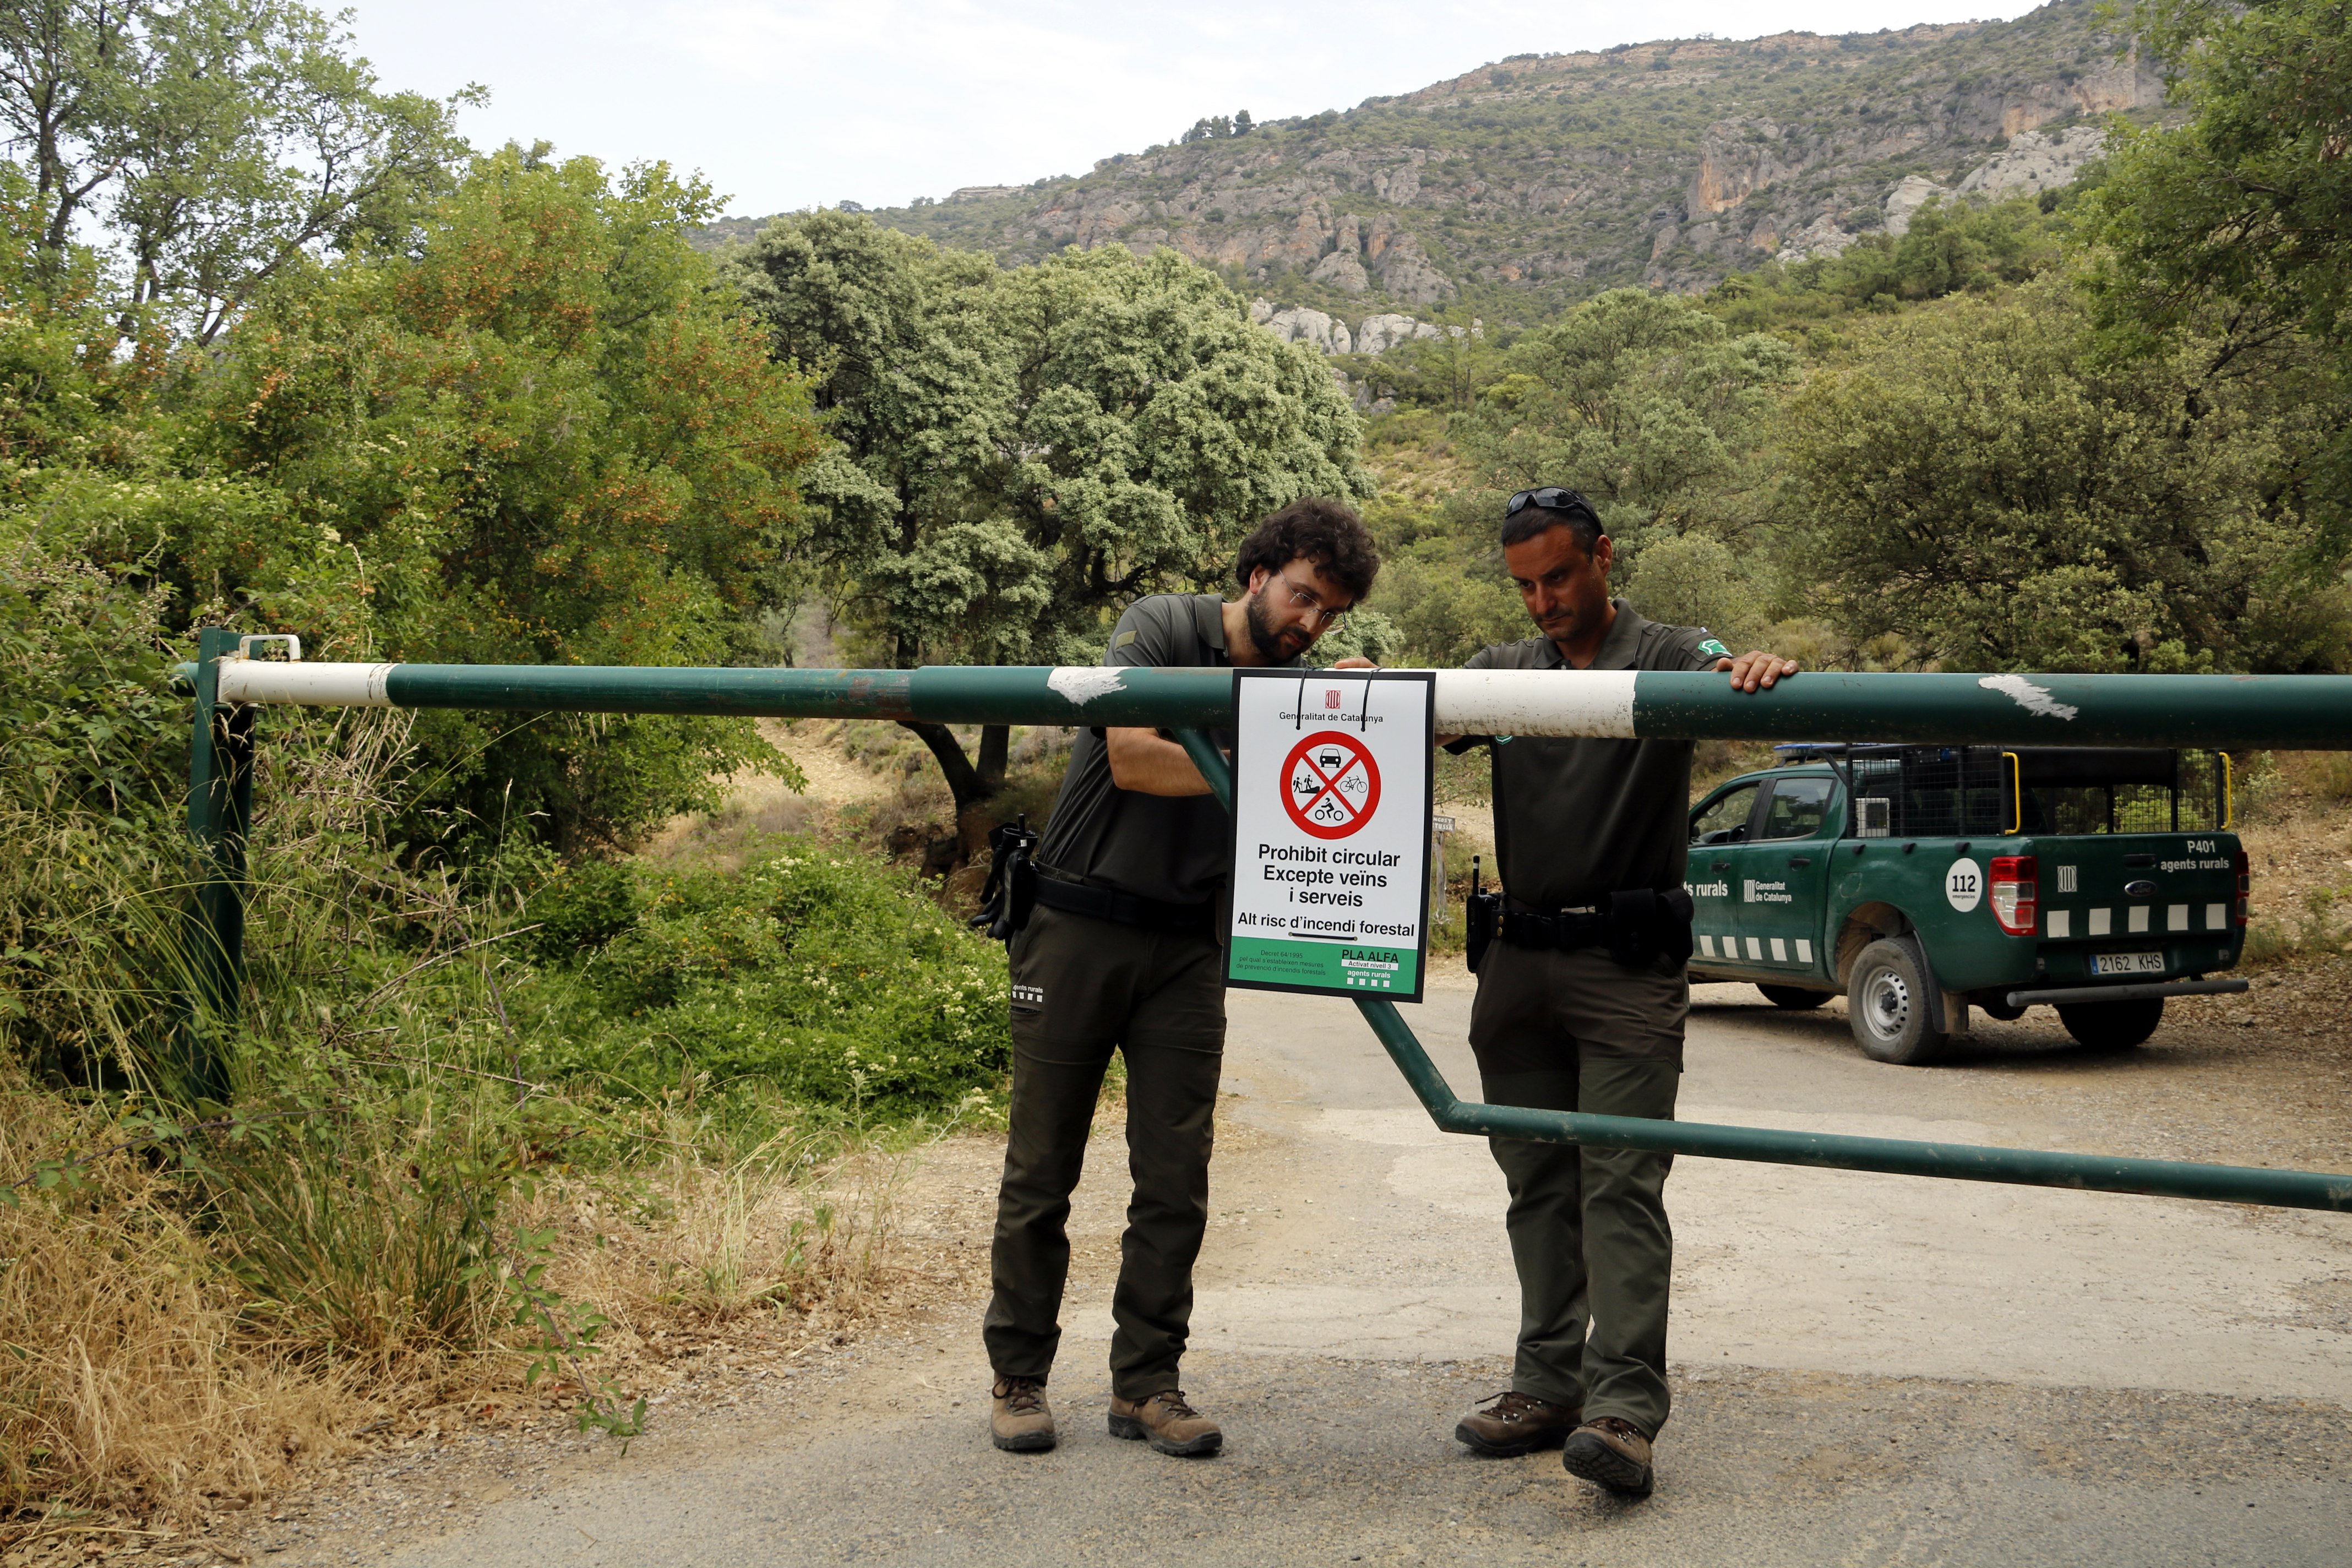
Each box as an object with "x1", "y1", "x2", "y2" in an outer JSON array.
[
  {"x1": 1443, "y1": 486, "x2": 1795, "y2": 1499},
  {"x1": 983, "y1": 497, "x2": 1381, "y2": 1460}
]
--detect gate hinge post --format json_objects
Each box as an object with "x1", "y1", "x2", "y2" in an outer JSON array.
[{"x1": 179, "y1": 627, "x2": 248, "y2": 1104}]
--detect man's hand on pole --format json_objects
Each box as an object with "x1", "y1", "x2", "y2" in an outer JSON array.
[{"x1": 1718, "y1": 652, "x2": 1799, "y2": 693}]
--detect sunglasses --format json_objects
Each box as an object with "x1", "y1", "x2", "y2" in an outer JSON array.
[{"x1": 1504, "y1": 487, "x2": 1597, "y2": 521}]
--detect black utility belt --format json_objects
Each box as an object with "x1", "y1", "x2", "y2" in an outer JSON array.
[
  {"x1": 1032, "y1": 876, "x2": 1215, "y2": 934},
  {"x1": 1471, "y1": 886, "x2": 1694, "y2": 973},
  {"x1": 1499, "y1": 907, "x2": 1607, "y2": 949}
]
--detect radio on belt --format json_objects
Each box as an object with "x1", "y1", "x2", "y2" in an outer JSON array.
[{"x1": 1225, "y1": 668, "x2": 1435, "y2": 1003}]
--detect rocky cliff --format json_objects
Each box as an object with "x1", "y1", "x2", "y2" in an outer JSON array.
[{"x1": 700, "y1": 0, "x2": 2159, "y2": 339}]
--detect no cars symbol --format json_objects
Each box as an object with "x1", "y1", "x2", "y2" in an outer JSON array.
[{"x1": 1282, "y1": 731, "x2": 1382, "y2": 840}]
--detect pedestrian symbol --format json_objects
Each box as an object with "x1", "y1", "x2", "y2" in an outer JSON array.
[{"x1": 1282, "y1": 731, "x2": 1382, "y2": 840}]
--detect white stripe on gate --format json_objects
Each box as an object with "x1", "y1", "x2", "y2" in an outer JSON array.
[
  {"x1": 1430, "y1": 669, "x2": 1637, "y2": 738},
  {"x1": 216, "y1": 659, "x2": 399, "y2": 706}
]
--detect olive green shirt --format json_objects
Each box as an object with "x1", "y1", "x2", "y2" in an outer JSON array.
[
  {"x1": 1458, "y1": 602, "x2": 1727, "y2": 911},
  {"x1": 1036, "y1": 594, "x2": 1301, "y2": 907}
]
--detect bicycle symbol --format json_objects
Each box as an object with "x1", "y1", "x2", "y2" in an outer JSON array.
[{"x1": 1281, "y1": 732, "x2": 1382, "y2": 840}]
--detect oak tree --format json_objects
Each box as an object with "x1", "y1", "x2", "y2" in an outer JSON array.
[{"x1": 729, "y1": 213, "x2": 1370, "y2": 824}]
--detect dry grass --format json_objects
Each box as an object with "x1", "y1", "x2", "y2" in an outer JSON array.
[
  {"x1": 2224, "y1": 753, "x2": 2352, "y2": 967},
  {"x1": 535, "y1": 1139, "x2": 911, "y2": 1346},
  {"x1": 2266, "y1": 748, "x2": 2352, "y2": 810},
  {"x1": 0, "y1": 1084, "x2": 946, "y2": 1556},
  {"x1": 0, "y1": 1087, "x2": 355, "y2": 1547}
]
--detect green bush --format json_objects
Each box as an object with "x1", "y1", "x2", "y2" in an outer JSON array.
[
  {"x1": 178, "y1": 149, "x2": 824, "y2": 859},
  {"x1": 1705, "y1": 195, "x2": 2066, "y2": 338},
  {"x1": 1783, "y1": 284, "x2": 2352, "y2": 673},
  {"x1": 0, "y1": 526, "x2": 188, "y2": 1087},
  {"x1": 529, "y1": 859, "x2": 644, "y2": 962},
  {"x1": 1624, "y1": 532, "x2": 1766, "y2": 650},
  {"x1": 537, "y1": 845, "x2": 1010, "y2": 1119}
]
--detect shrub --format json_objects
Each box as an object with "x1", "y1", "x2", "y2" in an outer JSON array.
[
  {"x1": 538, "y1": 845, "x2": 1010, "y2": 1119},
  {"x1": 0, "y1": 527, "x2": 188, "y2": 1088}
]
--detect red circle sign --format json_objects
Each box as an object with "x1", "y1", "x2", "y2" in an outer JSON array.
[{"x1": 1282, "y1": 731, "x2": 1382, "y2": 840}]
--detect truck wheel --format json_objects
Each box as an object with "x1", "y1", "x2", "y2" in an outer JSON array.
[
  {"x1": 2056, "y1": 998, "x2": 2165, "y2": 1050},
  {"x1": 1845, "y1": 939, "x2": 1950, "y2": 1065},
  {"x1": 1757, "y1": 984, "x2": 1830, "y2": 1010}
]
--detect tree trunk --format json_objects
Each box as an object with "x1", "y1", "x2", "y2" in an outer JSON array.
[
  {"x1": 976, "y1": 724, "x2": 1010, "y2": 793},
  {"x1": 899, "y1": 721, "x2": 1023, "y2": 872}
]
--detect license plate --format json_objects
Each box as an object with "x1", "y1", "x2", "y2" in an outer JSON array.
[{"x1": 2091, "y1": 951, "x2": 2168, "y2": 977}]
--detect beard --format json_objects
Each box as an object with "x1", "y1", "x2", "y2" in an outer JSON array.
[{"x1": 1244, "y1": 589, "x2": 1311, "y2": 662}]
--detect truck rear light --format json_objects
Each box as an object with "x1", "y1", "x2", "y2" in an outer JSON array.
[
  {"x1": 1990, "y1": 854, "x2": 2038, "y2": 936},
  {"x1": 2234, "y1": 848, "x2": 2250, "y2": 927}
]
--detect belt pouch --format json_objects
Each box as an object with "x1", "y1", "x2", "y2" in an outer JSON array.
[
  {"x1": 971, "y1": 818, "x2": 1041, "y2": 941},
  {"x1": 1658, "y1": 885, "x2": 1695, "y2": 965},
  {"x1": 1606, "y1": 887, "x2": 1695, "y2": 968}
]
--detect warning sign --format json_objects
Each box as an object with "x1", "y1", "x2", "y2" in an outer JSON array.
[{"x1": 1226, "y1": 669, "x2": 1434, "y2": 1002}]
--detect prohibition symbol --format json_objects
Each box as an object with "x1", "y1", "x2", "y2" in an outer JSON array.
[{"x1": 1282, "y1": 731, "x2": 1382, "y2": 840}]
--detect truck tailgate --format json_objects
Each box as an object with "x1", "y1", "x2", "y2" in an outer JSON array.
[{"x1": 2033, "y1": 832, "x2": 2242, "y2": 979}]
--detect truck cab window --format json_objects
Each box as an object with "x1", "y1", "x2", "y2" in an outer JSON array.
[
  {"x1": 1758, "y1": 776, "x2": 1837, "y2": 840},
  {"x1": 1691, "y1": 782, "x2": 1760, "y2": 845}
]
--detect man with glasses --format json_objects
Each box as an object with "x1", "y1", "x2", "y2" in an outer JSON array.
[
  {"x1": 984, "y1": 497, "x2": 1381, "y2": 1458},
  {"x1": 1444, "y1": 487, "x2": 1795, "y2": 1498}
]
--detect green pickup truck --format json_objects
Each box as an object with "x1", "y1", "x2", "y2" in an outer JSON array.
[{"x1": 1685, "y1": 744, "x2": 2250, "y2": 1064}]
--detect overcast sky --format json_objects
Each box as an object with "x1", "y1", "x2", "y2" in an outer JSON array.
[{"x1": 346, "y1": 1, "x2": 2039, "y2": 219}]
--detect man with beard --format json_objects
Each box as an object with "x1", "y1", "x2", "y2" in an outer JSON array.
[
  {"x1": 1442, "y1": 487, "x2": 1794, "y2": 1499},
  {"x1": 984, "y1": 497, "x2": 1380, "y2": 1458}
]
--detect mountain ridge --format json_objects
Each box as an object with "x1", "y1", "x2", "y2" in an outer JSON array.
[{"x1": 698, "y1": 1, "x2": 2160, "y2": 332}]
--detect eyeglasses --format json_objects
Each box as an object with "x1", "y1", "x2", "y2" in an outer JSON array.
[
  {"x1": 1504, "y1": 486, "x2": 1597, "y2": 522},
  {"x1": 1275, "y1": 570, "x2": 1351, "y2": 630}
]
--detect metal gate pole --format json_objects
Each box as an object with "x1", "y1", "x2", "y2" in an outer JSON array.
[
  {"x1": 200, "y1": 659, "x2": 2352, "y2": 751},
  {"x1": 178, "y1": 627, "x2": 248, "y2": 1103}
]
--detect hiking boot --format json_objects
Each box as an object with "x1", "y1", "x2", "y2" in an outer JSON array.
[
  {"x1": 1453, "y1": 1390, "x2": 1583, "y2": 1457},
  {"x1": 1561, "y1": 1416, "x2": 1655, "y2": 1498},
  {"x1": 990, "y1": 1376, "x2": 1056, "y2": 1453},
  {"x1": 1107, "y1": 1389, "x2": 1222, "y2": 1457}
]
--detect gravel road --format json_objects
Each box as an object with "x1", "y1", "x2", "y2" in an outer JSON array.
[{"x1": 298, "y1": 976, "x2": 2349, "y2": 1567}]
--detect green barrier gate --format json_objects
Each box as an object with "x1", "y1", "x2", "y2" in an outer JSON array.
[
  {"x1": 193, "y1": 656, "x2": 2352, "y2": 750},
  {"x1": 179, "y1": 649, "x2": 2352, "y2": 1213}
]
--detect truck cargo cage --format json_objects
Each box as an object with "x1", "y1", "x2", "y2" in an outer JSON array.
[{"x1": 1771, "y1": 744, "x2": 2232, "y2": 839}]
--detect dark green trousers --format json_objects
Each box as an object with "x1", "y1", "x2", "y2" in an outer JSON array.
[
  {"x1": 1469, "y1": 942, "x2": 1684, "y2": 1436},
  {"x1": 983, "y1": 905, "x2": 1226, "y2": 1400}
]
